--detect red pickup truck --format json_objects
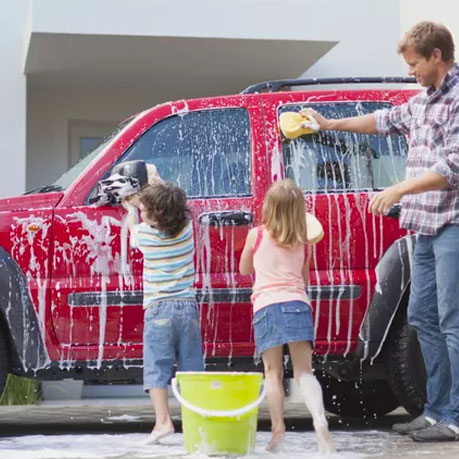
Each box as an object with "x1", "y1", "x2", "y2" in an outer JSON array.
[{"x1": 0, "y1": 77, "x2": 425, "y2": 418}]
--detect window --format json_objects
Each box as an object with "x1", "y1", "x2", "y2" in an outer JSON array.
[
  {"x1": 69, "y1": 120, "x2": 118, "y2": 167},
  {"x1": 55, "y1": 119, "x2": 132, "y2": 191},
  {"x1": 116, "y1": 109, "x2": 251, "y2": 198},
  {"x1": 80, "y1": 137, "x2": 104, "y2": 161},
  {"x1": 280, "y1": 102, "x2": 407, "y2": 192}
]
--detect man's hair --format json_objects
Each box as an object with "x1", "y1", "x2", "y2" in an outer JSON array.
[
  {"x1": 262, "y1": 179, "x2": 307, "y2": 247},
  {"x1": 139, "y1": 182, "x2": 189, "y2": 237},
  {"x1": 398, "y1": 21, "x2": 455, "y2": 62}
]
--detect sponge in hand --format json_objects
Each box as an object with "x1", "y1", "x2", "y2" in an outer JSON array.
[{"x1": 279, "y1": 112, "x2": 319, "y2": 139}]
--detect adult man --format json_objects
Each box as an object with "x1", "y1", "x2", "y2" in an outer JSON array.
[{"x1": 302, "y1": 21, "x2": 459, "y2": 442}]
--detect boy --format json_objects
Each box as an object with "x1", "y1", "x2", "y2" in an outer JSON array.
[{"x1": 123, "y1": 182, "x2": 204, "y2": 445}]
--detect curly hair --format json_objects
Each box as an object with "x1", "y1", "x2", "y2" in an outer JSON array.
[{"x1": 139, "y1": 182, "x2": 190, "y2": 237}]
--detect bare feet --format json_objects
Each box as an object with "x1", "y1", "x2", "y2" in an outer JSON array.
[
  {"x1": 315, "y1": 422, "x2": 336, "y2": 455},
  {"x1": 142, "y1": 423, "x2": 175, "y2": 445},
  {"x1": 265, "y1": 430, "x2": 285, "y2": 453}
]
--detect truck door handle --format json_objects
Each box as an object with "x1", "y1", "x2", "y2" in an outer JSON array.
[
  {"x1": 386, "y1": 203, "x2": 401, "y2": 218},
  {"x1": 198, "y1": 211, "x2": 254, "y2": 226}
]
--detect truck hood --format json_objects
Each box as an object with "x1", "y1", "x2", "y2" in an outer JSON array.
[{"x1": 0, "y1": 192, "x2": 64, "y2": 212}]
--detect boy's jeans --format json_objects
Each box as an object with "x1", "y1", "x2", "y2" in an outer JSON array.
[
  {"x1": 143, "y1": 298, "x2": 204, "y2": 391},
  {"x1": 407, "y1": 224, "x2": 459, "y2": 427}
]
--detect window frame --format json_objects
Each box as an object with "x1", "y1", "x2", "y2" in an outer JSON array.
[
  {"x1": 109, "y1": 107, "x2": 253, "y2": 200},
  {"x1": 278, "y1": 101, "x2": 408, "y2": 194}
]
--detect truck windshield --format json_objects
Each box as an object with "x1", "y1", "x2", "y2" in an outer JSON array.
[{"x1": 51, "y1": 117, "x2": 134, "y2": 191}]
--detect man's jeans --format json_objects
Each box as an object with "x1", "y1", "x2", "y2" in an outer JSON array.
[{"x1": 408, "y1": 224, "x2": 459, "y2": 427}]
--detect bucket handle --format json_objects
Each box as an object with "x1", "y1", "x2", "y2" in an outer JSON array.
[{"x1": 171, "y1": 377, "x2": 266, "y2": 418}]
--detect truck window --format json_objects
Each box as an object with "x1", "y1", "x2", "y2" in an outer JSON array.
[
  {"x1": 115, "y1": 108, "x2": 251, "y2": 198},
  {"x1": 280, "y1": 102, "x2": 407, "y2": 192},
  {"x1": 52, "y1": 118, "x2": 133, "y2": 191}
]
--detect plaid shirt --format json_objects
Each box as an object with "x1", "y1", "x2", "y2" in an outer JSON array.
[{"x1": 374, "y1": 63, "x2": 459, "y2": 235}]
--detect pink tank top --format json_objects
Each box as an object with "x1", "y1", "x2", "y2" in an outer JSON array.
[{"x1": 251, "y1": 226, "x2": 310, "y2": 313}]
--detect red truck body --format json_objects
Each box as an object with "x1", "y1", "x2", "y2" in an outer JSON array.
[{"x1": 0, "y1": 82, "x2": 425, "y2": 417}]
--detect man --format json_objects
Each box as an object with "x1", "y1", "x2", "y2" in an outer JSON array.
[{"x1": 302, "y1": 21, "x2": 459, "y2": 442}]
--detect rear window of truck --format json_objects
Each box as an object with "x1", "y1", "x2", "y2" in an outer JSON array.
[{"x1": 280, "y1": 102, "x2": 407, "y2": 192}]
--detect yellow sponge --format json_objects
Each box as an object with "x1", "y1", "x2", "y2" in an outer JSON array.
[
  {"x1": 306, "y1": 212, "x2": 324, "y2": 245},
  {"x1": 279, "y1": 112, "x2": 319, "y2": 139}
]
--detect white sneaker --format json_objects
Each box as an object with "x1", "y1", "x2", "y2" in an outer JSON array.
[{"x1": 142, "y1": 427, "x2": 174, "y2": 445}]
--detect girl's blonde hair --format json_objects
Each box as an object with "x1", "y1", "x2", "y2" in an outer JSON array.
[{"x1": 262, "y1": 179, "x2": 307, "y2": 247}]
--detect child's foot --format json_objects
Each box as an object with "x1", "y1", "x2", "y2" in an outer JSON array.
[
  {"x1": 315, "y1": 422, "x2": 336, "y2": 455},
  {"x1": 265, "y1": 431, "x2": 285, "y2": 453},
  {"x1": 142, "y1": 424, "x2": 175, "y2": 445}
]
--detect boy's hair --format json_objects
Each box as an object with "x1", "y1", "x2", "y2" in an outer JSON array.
[
  {"x1": 139, "y1": 182, "x2": 189, "y2": 237},
  {"x1": 398, "y1": 21, "x2": 455, "y2": 62},
  {"x1": 262, "y1": 179, "x2": 307, "y2": 247}
]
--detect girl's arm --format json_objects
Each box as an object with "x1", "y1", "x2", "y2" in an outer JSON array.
[
  {"x1": 302, "y1": 244, "x2": 312, "y2": 285},
  {"x1": 239, "y1": 228, "x2": 257, "y2": 275}
]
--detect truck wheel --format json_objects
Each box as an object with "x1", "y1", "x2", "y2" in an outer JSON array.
[
  {"x1": 320, "y1": 375, "x2": 399, "y2": 418},
  {"x1": 383, "y1": 321, "x2": 426, "y2": 417},
  {"x1": 0, "y1": 331, "x2": 9, "y2": 400}
]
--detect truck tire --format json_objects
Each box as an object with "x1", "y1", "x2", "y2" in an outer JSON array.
[
  {"x1": 383, "y1": 321, "x2": 426, "y2": 417},
  {"x1": 320, "y1": 375, "x2": 399, "y2": 418},
  {"x1": 0, "y1": 331, "x2": 8, "y2": 400}
]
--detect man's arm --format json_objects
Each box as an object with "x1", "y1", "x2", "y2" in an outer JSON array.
[
  {"x1": 431, "y1": 101, "x2": 459, "y2": 188},
  {"x1": 302, "y1": 96, "x2": 415, "y2": 137},
  {"x1": 370, "y1": 100, "x2": 459, "y2": 216},
  {"x1": 368, "y1": 171, "x2": 448, "y2": 216},
  {"x1": 302, "y1": 108, "x2": 378, "y2": 134}
]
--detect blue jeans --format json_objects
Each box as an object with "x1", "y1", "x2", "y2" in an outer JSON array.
[
  {"x1": 253, "y1": 301, "x2": 314, "y2": 355},
  {"x1": 143, "y1": 298, "x2": 204, "y2": 391},
  {"x1": 408, "y1": 225, "x2": 459, "y2": 427}
]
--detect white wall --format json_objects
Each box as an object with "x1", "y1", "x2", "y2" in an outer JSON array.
[
  {"x1": 27, "y1": 91, "x2": 162, "y2": 190},
  {"x1": 303, "y1": 0, "x2": 403, "y2": 78},
  {"x1": 28, "y1": 0, "x2": 446, "y2": 192},
  {"x1": 0, "y1": 1, "x2": 29, "y2": 198},
  {"x1": 29, "y1": 0, "x2": 349, "y2": 41},
  {"x1": 30, "y1": 0, "x2": 403, "y2": 79},
  {"x1": 401, "y1": 0, "x2": 459, "y2": 73}
]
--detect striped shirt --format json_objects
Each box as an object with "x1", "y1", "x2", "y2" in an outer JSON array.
[
  {"x1": 374, "y1": 63, "x2": 459, "y2": 235},
  {"x1": 131, "y1": 221, "x2": 195, "y2": 308}
]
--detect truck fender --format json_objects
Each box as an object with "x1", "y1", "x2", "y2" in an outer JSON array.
[
  {"x1": 0, "y1": 247, "x2": 49, "y2": 373},
  {"x1": 355, "y1": 235, "x2": 415, "y2": 362}
]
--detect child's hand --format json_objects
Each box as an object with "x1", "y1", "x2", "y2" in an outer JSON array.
[{"x1": 122, "y1": 198, "x2": 138, "y2": 214}]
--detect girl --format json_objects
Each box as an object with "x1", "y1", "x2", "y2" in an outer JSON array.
[{"x1": 239, "y1": 179, "x2": 335, "y2": 454}]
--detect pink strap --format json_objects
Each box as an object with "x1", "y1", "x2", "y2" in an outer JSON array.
[{"x1": 253, "y1": 226, "x2": 263, "y2": 254}]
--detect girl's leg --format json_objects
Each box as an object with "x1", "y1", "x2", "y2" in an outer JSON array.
[
  {"x1": 262, "y1": 345, "x2": 286, "y2": 451},
  {"x1": 288, "y1": 341, "x2": 336, "y2": 454}
]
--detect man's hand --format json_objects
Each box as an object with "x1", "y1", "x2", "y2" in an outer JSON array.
[
  {"x1": 368, "y1": 184, "x2": 403, "y2": 216},
  {"x1": 300, "y1": 108, "x2": 331, "y2": 131}
]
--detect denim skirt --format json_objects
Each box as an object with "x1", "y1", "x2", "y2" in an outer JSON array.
[{"x1": 252, "y1": 300, "x2": 314, "y2": 355}]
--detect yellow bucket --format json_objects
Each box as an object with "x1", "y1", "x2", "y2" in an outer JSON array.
[{"x1": 172, "y1": 372, "x2": 265, "y2": 456}]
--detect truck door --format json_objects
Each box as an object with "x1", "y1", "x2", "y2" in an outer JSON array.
[
  {"x1": 51, "y1": 96, "x2": 267, "y2": 364},
  {"x1": 262, "y1": 91, "x2": 409, "y2": 356}
]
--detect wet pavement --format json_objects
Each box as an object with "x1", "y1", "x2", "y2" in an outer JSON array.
[{"x1": 1, "y1": 400, "x2": 459, "y2": 458}]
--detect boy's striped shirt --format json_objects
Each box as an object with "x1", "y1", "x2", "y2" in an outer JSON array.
[{"x1": 131, "y1": 221, "x2": 195, "y2": 308}]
